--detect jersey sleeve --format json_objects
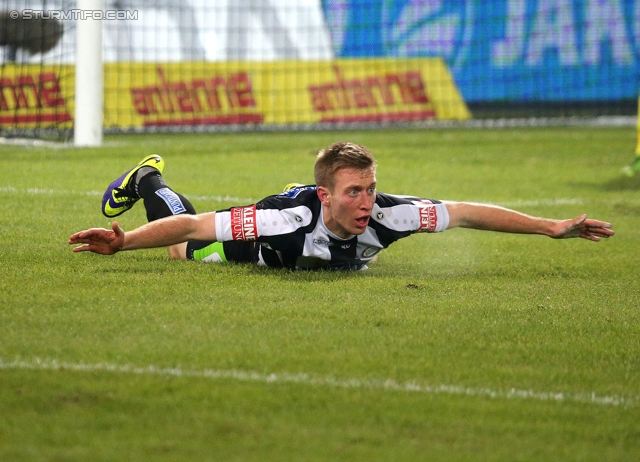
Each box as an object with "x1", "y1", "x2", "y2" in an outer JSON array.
[
  {"x1": 373, "y1": 193, "x2": 450, "y2": 234},
  {"x1": 411, "y1": 198, "x2": 449, "y2": 233},
  {"x1": 214, "y1": 189, "x2": 318, "y2": 243}
]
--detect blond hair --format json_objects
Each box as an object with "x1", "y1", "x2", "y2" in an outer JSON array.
[{"x1": 314, "y1": 142, "x2": 376, "y2": 189}]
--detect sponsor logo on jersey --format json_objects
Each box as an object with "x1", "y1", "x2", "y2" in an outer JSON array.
[
  {"x1": 155, "y1": 187, "x2": 187, "y2": 215},
  {"x1": 313, "y1": 238, "x2": 330, "y2": 246},
  {"x1": 418, "y1": 204, "x2": 438, "y2": 232},
  {"x1": 376, "y1": 212, "x2": 384, "y2": 220},
  {"x1": 362, "y1": 246, "x2": 380, "y2": 258},
  {"x1": 277, "y1": 185, "x2": 316, "y2": 199},
  {"x1": 231, "y1": 205, "x2": 258, "y2": 241}
]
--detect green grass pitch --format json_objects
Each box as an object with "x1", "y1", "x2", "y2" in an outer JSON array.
[{"x1": 1, "y1": 126, "x2": 639, "y2": 461}]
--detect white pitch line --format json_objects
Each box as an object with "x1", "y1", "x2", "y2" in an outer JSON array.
[
  {"x1": 494, "y1": 198, "x2": 586, "y2": 207},
  {"x1": 0, "y1": 186, "x2": 256, "y2": 204},
  {"x1": 0, "y1": 358, "x2": 635, "y2": 408},
  {"x1": 0, "y1": 186, "x2": 591, "y2": 208},
  {"x1": 6, "y1": 185, "x2": 640, "y2": 209},
  {"x1": 183, "y1": 193, "x2": 257, "y2": 204}
]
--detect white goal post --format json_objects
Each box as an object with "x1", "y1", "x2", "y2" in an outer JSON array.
[{"x1": 74, "y1": 0, "x2": 103, "y2": 147}]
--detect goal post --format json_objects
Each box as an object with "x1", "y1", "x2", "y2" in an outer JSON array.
[{"x1": 73, "y1": 0, "x2": 103, "y2": 147}]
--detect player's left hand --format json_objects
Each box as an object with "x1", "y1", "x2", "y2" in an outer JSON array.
[
  {"x1": 68, "y1": 221, "x2": 125, "y2": 254},
  {"x1": 550, "y1": 215, "x2": 614, "y2": 241}
]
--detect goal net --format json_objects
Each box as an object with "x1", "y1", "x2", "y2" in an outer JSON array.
[
  {"x1": 1, "y1": 0, "x2": 638, "y2": 142},
  {"x1": 0, "y1": 0, "x2": 72, "y2": 140}
]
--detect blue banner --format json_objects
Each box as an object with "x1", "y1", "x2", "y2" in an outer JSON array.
[{"x1": 322, "y1": 0, "x2": 640, "y2": 102}]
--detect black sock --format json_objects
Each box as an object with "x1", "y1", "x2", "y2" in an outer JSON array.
[{"x1": 137, "y1": 172, "x2": 196, "y2": 222}]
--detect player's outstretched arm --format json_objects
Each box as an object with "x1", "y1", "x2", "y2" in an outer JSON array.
[
  {"x1": 444, "y1": 201, "x2": 614, "y2": 242},
  {"x1": 69, "y1": 212, "x2": 218, "y2": 255}
]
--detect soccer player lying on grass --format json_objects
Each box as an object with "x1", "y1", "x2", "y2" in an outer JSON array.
[{"x1": 69, "y1": 142, "x2": 614, "y2": 270}]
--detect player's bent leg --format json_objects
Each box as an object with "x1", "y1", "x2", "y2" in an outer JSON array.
[
  {"x1": 138, "y1": 174, "x2": 196, "y2": 222},
  {"x1": 186, "y1": 240, "x2": 229, "y2": 263},
  {"x1": 168, "y1": 242, "x2": 188, "y2": 260},
  {"x1": 184, "y1": 240, "x2": 283, "y2": 267}
]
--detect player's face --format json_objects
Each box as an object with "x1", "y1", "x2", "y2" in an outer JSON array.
[{"x1": 320, "y1": 167, "x2": 377, "y2": 239}]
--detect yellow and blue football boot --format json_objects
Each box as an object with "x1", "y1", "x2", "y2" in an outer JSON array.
[{"x1": 101, "y1": 154, "x2": 164, "y2": 217}]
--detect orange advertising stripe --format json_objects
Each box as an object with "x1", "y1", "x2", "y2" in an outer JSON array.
[
  {"x1": 319, "y1": 110, "x2": 436, "y2": 124},
  {"x1": 0, "y1": 113, "x2": 72, "y2": 124},
  {"x1": 143, "y1": 114, "x2": 264, "y2": 126}
]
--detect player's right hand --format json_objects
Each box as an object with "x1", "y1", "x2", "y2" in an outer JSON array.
[
  {"x1": 68, "y1": 221, "x2": 125, "y2": 255},
  {"x1": 549, "y1": 214, "x2": 614, "y2": 241}
]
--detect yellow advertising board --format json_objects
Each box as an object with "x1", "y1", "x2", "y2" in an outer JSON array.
[
  {"x1": 0, "y1": 65, "x2": 74, "y2": 129},
  {"x1": 1, "y1": 59, "x2": 470, "y2": 130}
]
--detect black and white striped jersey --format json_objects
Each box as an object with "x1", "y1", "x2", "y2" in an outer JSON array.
[{"x1": 214, "y1": 186, "x2": 450, "y2": 270}]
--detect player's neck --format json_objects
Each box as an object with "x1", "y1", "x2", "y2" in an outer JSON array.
[{"x1": 321, "y1": 205, "x2": 352, "y2": 240}]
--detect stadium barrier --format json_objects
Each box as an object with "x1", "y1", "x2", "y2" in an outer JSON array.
[{"x1": 0, "y1": 58, "x2": 469, "y2": 133}]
